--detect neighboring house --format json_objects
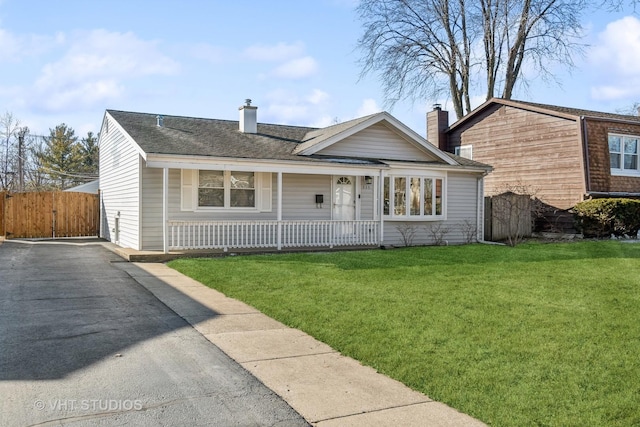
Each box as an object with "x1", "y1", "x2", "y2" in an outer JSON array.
[
  {"x1": 427, "y1": 98, "x2": 640, "y2": 215},
  {"x1": 98, "y1": 101, "x2": 491, "y2": 253},
  {"x1": 64, "y1": 179, "x2": 99, "y2": 194}
]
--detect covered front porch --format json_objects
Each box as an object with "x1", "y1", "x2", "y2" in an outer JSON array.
[{"x1": 151, "y1": 160, "x2": 386, "y2": 253}]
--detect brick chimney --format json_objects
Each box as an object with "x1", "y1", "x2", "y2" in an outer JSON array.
[
  {"x1": 426, "y1": 104, "x2": 449, "y2": 151},
  {"x1": 239, "y1": 99, "x2": 257, "y2": 133}
]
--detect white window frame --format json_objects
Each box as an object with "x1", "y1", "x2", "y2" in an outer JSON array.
[
  {"x1": 181, "y1": 169, "x2": 271, "y2": 213},
  {"x1": 383, "y1": 174, "x2": 446, "y2": 221},
  {"x1": 198, "y1": 170, "x2": 256, "y2": 209},
  {"x1": 609, "y1": 133, "x2": 640, "y2": 176},
  {"x1": 455, "y1": 144, "x2": 473, "y2": 160}
]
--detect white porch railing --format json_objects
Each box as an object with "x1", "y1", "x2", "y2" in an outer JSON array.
[{"x1": 167, "y1": 220, "x2": 380, "y2": 251}]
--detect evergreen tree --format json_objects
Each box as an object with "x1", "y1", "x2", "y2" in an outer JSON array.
[
  {"x1": 80, "y1": 131, "x2": 99, "y2": 176},
  {"x1": 37, "y1": 124, "x2": 83, "y2": 189}
]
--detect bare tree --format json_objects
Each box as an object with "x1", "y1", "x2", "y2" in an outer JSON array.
[
  {"x1": 27, "y1": 136, "x2": 53, "y2": 190},
  {"x1": 0, "y1": 112, "x2": 21, "y2": 191},
  {"x1": 356, "y1": 0, "x2": 586, "y2": 119}
]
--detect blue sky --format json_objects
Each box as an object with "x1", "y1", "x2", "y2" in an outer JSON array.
[{"x1": 1, "y1": 0, "x2": 639, "y2": 138}]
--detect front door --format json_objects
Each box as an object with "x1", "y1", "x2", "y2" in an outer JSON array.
[
  {"x1": 333, "y1": 176, "x2": 355, "y2": 221},
  {"x1": 333, "y1": 176, "x2": 357, "y2": 242}
]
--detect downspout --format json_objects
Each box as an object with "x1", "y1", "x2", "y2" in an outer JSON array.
[
  {"x1": 580, "y1": 116, "x2": 592, "y2": 197},
  {"x1": 476, "y1": 172, "x2": 488, "y2": 242}
]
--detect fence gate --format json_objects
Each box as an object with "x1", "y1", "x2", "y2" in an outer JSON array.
[
  {"x1": 484, "y1": 193, "x2": 532, "y2": 242},
  {"x1": 2, "y1": 191, "x2": 99, "y2": 239}
]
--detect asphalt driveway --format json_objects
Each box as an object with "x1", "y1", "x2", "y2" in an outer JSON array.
[{"x1": 0, "y1": 239, "x2": 308, "y2": 426}]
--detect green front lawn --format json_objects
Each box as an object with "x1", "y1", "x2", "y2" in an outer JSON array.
[{"x1": 168, "y1": 241, "x2": 640, "y2": 426}]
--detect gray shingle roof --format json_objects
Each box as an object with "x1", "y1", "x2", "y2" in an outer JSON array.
[
  {"x1": 107, "y1": 110, "x2": 318, "y2": 162},
  {"x1": 106, "y1": 109, "x2": 491, "y2": 170},
  {"x1": 510, "y1": 100, "x2": 640, "y2": 123}
]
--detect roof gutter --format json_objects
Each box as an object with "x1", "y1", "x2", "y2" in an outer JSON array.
[{"x1": 587, "y1": 191, "x2": 640, "y2": 198}]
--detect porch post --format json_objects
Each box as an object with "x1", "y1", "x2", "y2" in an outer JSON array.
[
  {"x1": 379, "y1": 169, "x2": 384, "y2": 246},
  {"x1": 163, "y1": 167, "x2": 169, "y2": 254},
  {"x1": 277, "y1": 171, "x2": 282, "y2": 250}
]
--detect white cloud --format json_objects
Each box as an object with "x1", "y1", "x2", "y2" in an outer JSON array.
[
  {"x1": 243, "y1": 41, "x2": 305, "y2": 62},
  {"x1": 263, "y1": 88, "x2": 332, "y2": 126},
  {"x1": 591, "y1": 83, "x2": 640, "y2": 100},
  {"x1": 589, "y1": 16, "x2": 640, "y2": 100},
  {"x1": 272, "y1": 56, "x2": 318, "y2": 79},
  {"x1": 307, "y1": 89, "x2": 330, "y2": 105},
  {"x1": 356, "y1": 98, "x2": 381, "y2": 116},
  {"x1": 0, "y1": 28, "x2": 64, "y2": 62},
  {"x1": 29, "y1": 29, "x2": 180, "y2": 112}
]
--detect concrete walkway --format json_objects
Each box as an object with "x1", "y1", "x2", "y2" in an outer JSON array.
[{"x1": 115, "y1": 256, "x2": 487, "y2": 426}]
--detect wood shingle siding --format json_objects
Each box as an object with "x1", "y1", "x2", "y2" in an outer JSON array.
[{"x1": 449, "y1": 104, "x2": 584, "y2": 209}]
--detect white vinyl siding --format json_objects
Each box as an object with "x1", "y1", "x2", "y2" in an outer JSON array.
[
  {"x1": 140, "y1": 166, "x2": 172, "y2": 250},
  {"x1": 282, "y1": 174, "x2": 332, "y2": 220},
  {"x1": 317, "y1": 122, "x2": 438, "y2": 161},
  {"x1": 360, "y1": 177, "x2": 376, "y2": 220},
  {"x1": 98, "y1": 116, "x2": 141, "y2": 250}
]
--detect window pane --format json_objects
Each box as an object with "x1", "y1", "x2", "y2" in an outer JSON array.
[
  {"x1": 394, "y1": 177, "x2": 406, "y2": 216},
  {"x1": 624, "y1": 138, "x2": 638, "y2": 170},
  {"x1": 611, "y1": 153, "x2": 621, "y2": 169},
  {"x1": 424, "y1": 179, "x2": 433, "y2": 215},
  {"x1": 624, "y1": 139, "x2": 638, "y2": 154},
  {"x1": 231, "y1": 171, "x2": 254, "y2": 189},
  {"x1": 230, "y1": 189, "x2": 255, "y2": 207},
  {"x1": 609, "y1": 135, "x2": 621, "y2": 153},
  {"x1": 435, "y1": 179, "x2": 443, "y2": 215},
  {"x1": 383, "y1": 177, "x2": 390, "y2": 215},
  {"x1": 199, "y1": 188, "x2": 224, "y2": 207},
  {"x1": 410, "y1": 178, "x2": 421, "y2": 215},
  {"x1": 199, "y1": 170, "x2": 223, "y2": 188},
  {"x1": 625, "y1": 153, "x2": 638, "y2": 170}
]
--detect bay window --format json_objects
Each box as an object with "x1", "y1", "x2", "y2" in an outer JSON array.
[{"x1": 383, "y1": 175, "x2": 444, "y2": 218}]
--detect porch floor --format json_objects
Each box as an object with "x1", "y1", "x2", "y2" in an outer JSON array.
[{"x1": 110, "y1": 244, "x2": 381, "y2": 263}]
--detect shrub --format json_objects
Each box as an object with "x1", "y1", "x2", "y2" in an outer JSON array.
[{"x1": 573, "y1": 198, "x2": 640, "y2": 238}]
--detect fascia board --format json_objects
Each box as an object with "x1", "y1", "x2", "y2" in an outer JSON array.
[
  {"x1": 382, "y1": 160, "x2": 491, "y2": 174},
  {"x1": 145, "y1": 153, "x2": 388, "y2": 175}
]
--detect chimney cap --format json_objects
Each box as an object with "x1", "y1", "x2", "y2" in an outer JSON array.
[{"x1": 433, "y1": 103, "x2": 442, "y2": 111}]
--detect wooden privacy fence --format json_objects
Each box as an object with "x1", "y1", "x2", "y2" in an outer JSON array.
[
  {"x1": 484, "y1": 192, "x2": 532, "y2": 242},
  {"x1": 1, "y1": 191, "x2": 99, "y2": 239},
  {"x1": 0, "y1": 191, "x2": 5, "y2": 236}
]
